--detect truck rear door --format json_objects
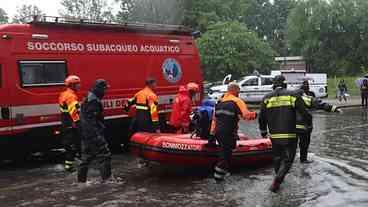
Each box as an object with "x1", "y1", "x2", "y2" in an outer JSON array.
[{"x1": 0, "y1": 62, "x2": 12, "y2": 135}]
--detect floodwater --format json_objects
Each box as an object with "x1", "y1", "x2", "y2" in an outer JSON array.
[{"x1": 1, "y1": 108, "x2": 368, "y2": 207}]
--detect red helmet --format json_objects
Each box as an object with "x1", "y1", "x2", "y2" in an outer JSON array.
[
  {"x1": 64, "y1": 75, "x2": 81, "y2": 86},
  {"x1": 186, "y1": 82, "x2": 199, "y2": 92}
]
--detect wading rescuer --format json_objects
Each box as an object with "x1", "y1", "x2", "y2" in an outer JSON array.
[
  {"x1": 78, "y1": 79, "x2": 112, "y2": 183},
  {"x1": 58, "y1": 75, "x2": 81, "y2": 172},
  {"x1": 125, "y1": 77, "x2": 160, "y2": 133},
  {"x1": 259, "y1": 75, "x2": 312, "y2": 193},
  {"x1": 169, "y1": 82, "x2": 200, "y2": 133},
  {"x1": 295, "y1": 89, "x2": 342, "y2": 163},
  {"x1": 212, "y1": 82, "x2": 257, "y2": 181}
]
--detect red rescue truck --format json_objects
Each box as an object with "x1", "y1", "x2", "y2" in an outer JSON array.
[{"x1": 0, "y1": 16, "x2": 203, "y2": 155}]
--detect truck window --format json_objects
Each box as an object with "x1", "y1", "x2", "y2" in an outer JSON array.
[
  {"x1": 19, "y1": 61, "x2": 67, "y2": 87},
  {"x1": 242, "y1": 78, "x2": 258, "y2": 86},
  {"x1": 261, "y1": 77, "x2": 274, "y2": 85}
]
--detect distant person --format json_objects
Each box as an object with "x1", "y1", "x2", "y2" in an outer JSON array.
[
  {"x1": 259, "y1": 75, "x2": 311, "y2": 193},
  {"x1": 360, "y1": 79, "x2": 368, "y2": 108},
  {"x1": 337, "y1": 79, "x2": 348, "y2": 102},
  {"x1": 212, "y1": 82, "x2": 257, "y2": 181},
  {"x1": 58, "y1": 75, "x2": 81, "y2": 172},
  {"x1": 78, "y1": 79, "x2": 112, "y2": 183},
  {"x1": 169, "y1": 82, "x2": 200, "y2": 133}
]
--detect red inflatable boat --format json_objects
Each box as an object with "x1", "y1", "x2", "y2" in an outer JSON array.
[{"x1": 130, "y1": 133, "x2": 273, "y2": 168}]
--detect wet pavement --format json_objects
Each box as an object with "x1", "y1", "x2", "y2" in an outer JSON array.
[{"x1": 1, "y1": 108, "x2": 368, "y2": 207}]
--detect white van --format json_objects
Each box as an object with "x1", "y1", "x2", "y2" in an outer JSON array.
[{"x1": 272, "y1": 70, "x2": 328, "y2": 98}]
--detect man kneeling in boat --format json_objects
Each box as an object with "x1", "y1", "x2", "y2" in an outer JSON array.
[{"x1": 212, "y1": 82, "x2": 257, "y2": 181}]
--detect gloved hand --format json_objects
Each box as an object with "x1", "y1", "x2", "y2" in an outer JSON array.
[
  {"x1": 261, "y1": 131, "x2": 268, "y2": 138},
  {"x1": 123, "y1": 103, "x2": 130, "y2": 112}
]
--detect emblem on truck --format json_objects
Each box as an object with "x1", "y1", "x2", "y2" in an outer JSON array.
[{"x1": 162, "y1": 58, "x2": 182, "y2": 83}]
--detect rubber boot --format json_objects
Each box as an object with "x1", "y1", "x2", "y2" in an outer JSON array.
[
  {"x1": 100, "y1": 161, "x2": 112, "y2": 182},
  {"x1": 77, "y1": 167, "x2": 88, "y2": 183},
  {"x1": 269, "y1": 179, "x2": 281, "y2": 193}
]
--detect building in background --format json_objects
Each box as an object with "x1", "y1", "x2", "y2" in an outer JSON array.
[{"x1": 275, "y1": 56, "x2": 307, "y2": 71}]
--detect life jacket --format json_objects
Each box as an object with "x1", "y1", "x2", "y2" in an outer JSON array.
[
  {"x1": 128, "y1": 86, "x2": 159, "y2": 123},
  {"x1": 58, "y1": 88, "x2": 80, "y2": 129}
]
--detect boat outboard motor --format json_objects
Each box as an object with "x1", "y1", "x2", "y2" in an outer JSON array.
[{"x1": 190, "y1": 99, "x2": 216, "y2": 139}]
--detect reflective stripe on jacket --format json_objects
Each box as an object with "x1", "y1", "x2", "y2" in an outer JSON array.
[
  {"x1": 58, "y1": 88, "x2": 80, "y2": 128},
  {"x1": 259, "y1": 88, "x2": 312, "y2": 140},
  {"x1": 128, "y1": 86, "x2": 159, "y2": 124},
  {"x1": 213, "y1": 93, "x2": 256, "y2": 135},
  {"x1": 295, "y1": 90, "x2": 338, "y2": 133}
]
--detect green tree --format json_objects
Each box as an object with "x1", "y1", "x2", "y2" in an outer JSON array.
[
  {"x1": 59, "y1": 0, "x2": 114, "y2": 22},
  {"x1": 288, "y1": 0, "x2": 368, "y2": 75},
  {"x1": 181, "y1": 0, "x2": 296, "y2": 55},
  {"x1": 12, "y1": 5, "x2": 45, "y2": 23},
  {"x1": 0, "y1": 8, "x2": 8, "y2": 24},
  {"x1": 116, "y1": 0, "x2": 186, "y2": 24},
  {"x1": 182, "y1": 0, "x2": 249, "y2": 31},
  {"x1": 197, "y1": 21, "x2": 276, "y2": 81}
]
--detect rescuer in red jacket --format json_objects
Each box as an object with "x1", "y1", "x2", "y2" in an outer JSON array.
[
  {"x1": 58, "y1": 75, "x2": 81, "y2": 172},
  {"x1": 169, "y1": 82, "x2": 200, "y2": 133}
]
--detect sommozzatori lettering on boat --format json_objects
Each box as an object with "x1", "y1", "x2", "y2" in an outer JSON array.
[
  {"x1": 26, "y1": 41, "x2": 181, "y2": 53},
  {"x1": 162, "y1": 142, "x2": 202, "y2": 151}
]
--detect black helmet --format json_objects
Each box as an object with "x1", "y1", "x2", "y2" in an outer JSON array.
[
  {"x1": 91, "y1": 79, "x2": 109, "y2": 99},
  {"x1": 301, "y1": 80, "x2": 309, "y2": 92},
  {"x1": 95, "y1": 79, "x2": 109, "y2": 89},
  {"x1": 273, "y1": 75, "x2": 286, "y2": 89}
]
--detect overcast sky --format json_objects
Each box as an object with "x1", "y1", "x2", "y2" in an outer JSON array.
[{"x1": 2, "y1": 0, "x2": 118, "y2": 19}]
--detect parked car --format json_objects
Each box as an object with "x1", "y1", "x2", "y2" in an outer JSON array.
[{"x1": 208, "y1": 75, "x2": 274, "y2": 103}]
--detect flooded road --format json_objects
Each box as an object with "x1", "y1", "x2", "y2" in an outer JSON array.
[{"x1": 1, "y1": 108, "x2": 368, "y2": 207}]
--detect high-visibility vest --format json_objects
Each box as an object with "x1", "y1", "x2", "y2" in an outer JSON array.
[
  {"x1": 58, "y1": 88, "x2": 80, "y2": 128},
  {"x1": 128, "y1": 86, "x2": 159, "y2": 123}
]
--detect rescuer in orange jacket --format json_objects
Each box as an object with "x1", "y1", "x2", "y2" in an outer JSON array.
[
  {"x1": 212, "y1": 82, "x2": 257, "y2": 181},
  {"x1": 126, "y1": 77, "x2": 160, "y2": 134},
  {"x1": 58, "y1": 75, "x2": 81, "y2": 172},
  {"x1": 169, "y1": 82, "x2": 200, "y2": 133}
]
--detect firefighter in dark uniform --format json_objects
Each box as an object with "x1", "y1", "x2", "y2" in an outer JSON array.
[
  {"x1": 125, "y1": 77, "x2": 159, "y2": 133},
  {"x1": 295, "y1": 89, "x2": 342, "y2": 163},
  {"x1": 212, "y1": 82, "x2": 257, "y2": 181},
  {"x1": 58, "y1": 75, "x2": 81, "y2": 172},
  {"x1": 259, "y1": 75, "x2": 312, "y2": 192},
  {"x1": 78, "y1": 79, "x2": 112, "y2": 183}
]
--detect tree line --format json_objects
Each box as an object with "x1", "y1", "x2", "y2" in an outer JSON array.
[{"x1": 0, "y1": 0, "x2": 366, "y2": 81}]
